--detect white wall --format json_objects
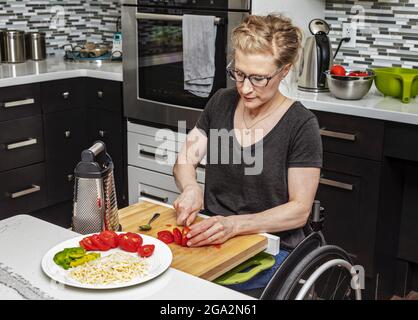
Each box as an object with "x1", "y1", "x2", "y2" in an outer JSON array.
[{"x1": 252, "y1": 0, "x2": 326, "y2": 39}]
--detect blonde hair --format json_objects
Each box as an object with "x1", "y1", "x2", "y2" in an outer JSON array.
[{"x1": 232, "y1": 14, "x2": 303, "y2": 68}]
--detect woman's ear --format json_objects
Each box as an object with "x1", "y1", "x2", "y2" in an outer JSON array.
[{"x1": 282, "y1": 64, "x2": 292, "y2": 78}]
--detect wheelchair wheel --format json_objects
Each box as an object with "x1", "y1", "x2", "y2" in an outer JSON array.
[{"x1": 276, "y1": 245, "x2": 362, "y2": 300}]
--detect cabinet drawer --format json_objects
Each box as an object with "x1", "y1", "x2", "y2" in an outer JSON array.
[
  {"x1": 0, "y1": 163, "x2": 47, "y2": 219},
  {"x1": 128, "y1": 131, "x2": 206, "y2": 183},
  {"x1": 317, "y1": 152, "x2": 381, "y2": 275},
  {"x1": 128, "y1": 166, "x2": 204, "y2": 205},
  {"x1": 132, "y1": 182, "x2": 180, "y2": 205},
  {"x1": 86, "y1": 78, "x2": 122, "y2": 112},
  {"x1": 44, "y1": 109, "x2": 87, "y2": 162},
  {"x1": 0, "y1": 83, "x2": 41, "y2": 122},
  {"x1": 41, "y1": 78, "x2": 85, "y2": 113},
  {"x1": 127, "y1": 121, "x2": 187, "y2": 143},
  {"x1": 0, "y1": 115, "x2": 44, "y2": 172},
  {"x1": 313, "y1": 111, "x2": 384, "y2": 161}
]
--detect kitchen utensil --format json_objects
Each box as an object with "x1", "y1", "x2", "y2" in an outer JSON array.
[
  {"x1": 79, "y1": 42, "x2": 109, "y2": 58},
  {"x1": 325, "y1": 70, "x2": 374, "y2": 100},
  {"x1": 25, "y1": 32, "x2": 46, "y2": 61},
  {"x1": 298, "y1": 19, "x2": 334, "y2": 92},
  {"x1": 41, "y1": 232, "x2": 172, "y2": 289},
  {"x1": 373, "y1": 68, "x2": 418, "y2": 103},
  {"x1": 119, "y1": 200, "x2": 268, "y2": 281},
  {"x1": 72, "y1": 141, "x2": 120, "y2": 235},
  {"x1": 139, "y1": 212, "x2": 160, "y2": 231},
  {"x1": 1, "y1": 30, "x2": 26, "y2": 63}
]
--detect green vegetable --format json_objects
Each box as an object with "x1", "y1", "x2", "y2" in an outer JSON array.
[{"x1": 53, "y1": 247, "x2": 100, "y2": 270}]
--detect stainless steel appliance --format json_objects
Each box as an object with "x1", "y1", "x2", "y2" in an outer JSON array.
[
  {"x1": 1, "y1": 30, "x2": 26, "y2": 63},
  {"x1": 25, "y1": 32, "x2": 46, "y2": 61},
  {"x1": 122, "y1": 0, "x2": 251, "y2": 129},
  {"x1": 72, "y1": 141, "x2": 120, "y2": 235},
  {"x1": 298, "y1": 19, "x2": 333, "y2": 93}
]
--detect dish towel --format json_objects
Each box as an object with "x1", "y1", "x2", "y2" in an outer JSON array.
[{"x1": 182, "y1": 14, "x2": 217, "y2": 98}]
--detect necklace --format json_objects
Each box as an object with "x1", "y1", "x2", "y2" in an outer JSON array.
[{"x1": 242, "y1": 95, "x2": 287, "y2": 135}]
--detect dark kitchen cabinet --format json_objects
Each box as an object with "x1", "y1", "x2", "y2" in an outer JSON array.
[
  {"x1": 41, "y1": 78, "x2": 85, "y2": 113},
  {"x1": 43, "y1": 109, "x2": 87, "y2": 205},
  {"x1": 0, "y1": 163, "x2": 47, "y2": 220},
  {"x1": 0, "y1": 115, "x2": 44, "y2": 172},
  {"x1": 0, "y1": 83, "x2": 41, "y2": 122},
  {"x1": 0, "y1": 77, "x2": 126, "y2": 228},
  {"x1": 317, "y1": 152, "x2": 381, "y2": 276}
]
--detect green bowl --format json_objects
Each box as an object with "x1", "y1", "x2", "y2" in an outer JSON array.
[{"x1": 372, "y1": 68, "x2": 418, "y2": 103}]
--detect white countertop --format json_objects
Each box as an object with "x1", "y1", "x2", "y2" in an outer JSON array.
[
  {"x1": 282, "y1": 84, "x2": 418, "y2": 126},
  {"x1": 0, "y1": 55, "x2": 122, "y2": 88},
  {"x1": 0, "y1": 215, "x2": 252, "y2": 300}
]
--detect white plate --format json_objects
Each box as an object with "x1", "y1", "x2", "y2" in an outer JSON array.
[{"x1": 41, "y1": 232, "x2": 172, "y2": 290}]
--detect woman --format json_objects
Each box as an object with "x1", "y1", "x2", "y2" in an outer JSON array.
[{"x1": 173, "y1": 14, "x2": 322, "y2": 292}]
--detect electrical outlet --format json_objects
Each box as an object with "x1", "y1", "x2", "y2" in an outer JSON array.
[{"x1": 342, "y1": 23, "x2": 357, "y2": 48}]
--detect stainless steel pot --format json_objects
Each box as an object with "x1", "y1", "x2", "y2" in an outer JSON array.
[
  {"x1": 1, "y1": 30, "x2": 26, "y2": 63},
  {"x1": 25, "y1": 32, "x2": 46, "y2": 61}
]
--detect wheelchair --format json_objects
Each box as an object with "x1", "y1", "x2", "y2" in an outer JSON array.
[{"x1": 240, "y1": 201, "x2": 363, "y2": 300}]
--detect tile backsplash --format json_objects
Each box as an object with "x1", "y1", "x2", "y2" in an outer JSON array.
[
  {"x1": 325, "y1": 0, "x2": 418, "y2": 69},
  {"x1": 0, "y1": 0, "x2": 121, "y2": 56}
]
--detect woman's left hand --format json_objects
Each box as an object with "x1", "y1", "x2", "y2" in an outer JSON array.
[{"x1": 186, "y1": 216, "x2": 238, "y2": 247}]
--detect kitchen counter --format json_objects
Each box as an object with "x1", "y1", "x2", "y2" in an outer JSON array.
[
  {"x1": 282, "y1": 84, "x2": 418, "y2": 126},
  {"x1": 1, "y1": 56, "x2": 418, "y2": 126},
  {"x1": 0, "y1": 215, "x2": 252, "y2": 300},
  {"x1": 0, "y1": 55, "x2": 122, "y2": 88}
]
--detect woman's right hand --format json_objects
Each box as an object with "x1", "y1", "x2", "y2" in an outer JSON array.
[{"x1": 173, "y1": 184, "x2": 203, "y2": 226}]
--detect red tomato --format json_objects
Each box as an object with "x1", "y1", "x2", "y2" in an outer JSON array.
[
  {"x1": 138, "y1": 244, "x2": 155, "y2": 258},
  {"x1": 181, "y1": 235, "x2": 189, "y2": 247},
  {"x1": 79, "y1": 237, "x2": 98, "y2": 251},
  {"x1": 98, "y1": 230, "x2": 119, "y2": 248},
  {"x1": 157, "y1": 230, "x2": 174, "y2": 244},
  {"x1": 330, "y1": 65, "x2": 346, "y2": 76},
  {"x1": 173, "y1": 228, "x2": 182, "y2": 245},
  {"x1": 90, "y1": 234, "x2": 111, "y2": 251},
  {"x1": 182, "y1": 226, "x2": 191, "y2": 236},
  {"x1": 119, "y1": 233, "x2": 143, "y2": 252}
]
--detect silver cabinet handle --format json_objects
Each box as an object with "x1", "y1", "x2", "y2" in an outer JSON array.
[
  {"x1": 319, "y1": 178, "x2": 354, "y2": 191},
  {"x1": 139, "y1": 148, "x2": 168, "y2": 160},
  {"x1": 136, "y1": 12, "x2": 222, "y2": 25},
  {"x1": 140, "y1": 191, "x2": 168, "y2": 203},
  {"x1": 97, "y1": 91, "x2": 103, "y2": 98},
  {"x1": 319, "y1": 129, "x2": 356, "y2": 141},
  {"x1": 99, "y1": 130, "x2": 106, "y2": 137},
  {"x1": 1, "y1": 98, "x2": 35, "y2": 108},
  {"x1": 62, "y1": 92, "x2": 70, "y2": 99},
  {"x1": 6, "y1": 138, "x2": 37, "y2": 150},
  {"x1": 64, "y1": 131, "x2": 71, "y2": 138},
  {"x1": 67, "y1": 174, "x2": 74, "y2": 182},
  {"x1": 9, "y1": 184, "x2": 41, "y2": 199}
]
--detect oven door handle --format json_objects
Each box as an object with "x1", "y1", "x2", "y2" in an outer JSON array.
[{"x1": 136, "y1": 12, "x2": 223, "y2": 25}]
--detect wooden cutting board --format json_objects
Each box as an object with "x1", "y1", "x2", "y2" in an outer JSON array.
[{"x1": 118, "y1": 200, "x2": 268, "y2": 281}]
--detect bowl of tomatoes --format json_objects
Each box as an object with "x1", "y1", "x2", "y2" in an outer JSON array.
[{"x1": 325, "y1": 65, "x2": 375, "y2": 100}]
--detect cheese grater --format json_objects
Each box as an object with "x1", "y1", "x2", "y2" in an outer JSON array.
[{"x1": 72, "y1": 141, "x2": 121, "y2": 234}]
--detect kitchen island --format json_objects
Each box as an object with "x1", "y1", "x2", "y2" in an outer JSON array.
[{"x1": 0, "y1": 214, "x2": 252, "y2": 300}]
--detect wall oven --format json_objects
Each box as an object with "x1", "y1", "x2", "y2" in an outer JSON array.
[{"x1": 122, "y1": 0, "x2": 251, "y2": 129}]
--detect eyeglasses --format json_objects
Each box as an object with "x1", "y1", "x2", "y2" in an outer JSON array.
[{"x1": 226, "y1": 61, "x2": 285, "y2": 87}]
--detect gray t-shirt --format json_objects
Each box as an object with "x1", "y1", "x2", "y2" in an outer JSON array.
[{"x1": 196, "y1": 87, "x2": 323, "y2": 250}]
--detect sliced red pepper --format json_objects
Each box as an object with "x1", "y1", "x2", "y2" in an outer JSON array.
[
  {"x1": 157, "y1": 230, "x2": 174, "y2": 244},
  {"x1": 138, "y1": 244, "x2": 155, "y2": 258},
  {"x1": 173, "y1": 228, "x2": 182, "y2": 245}
]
